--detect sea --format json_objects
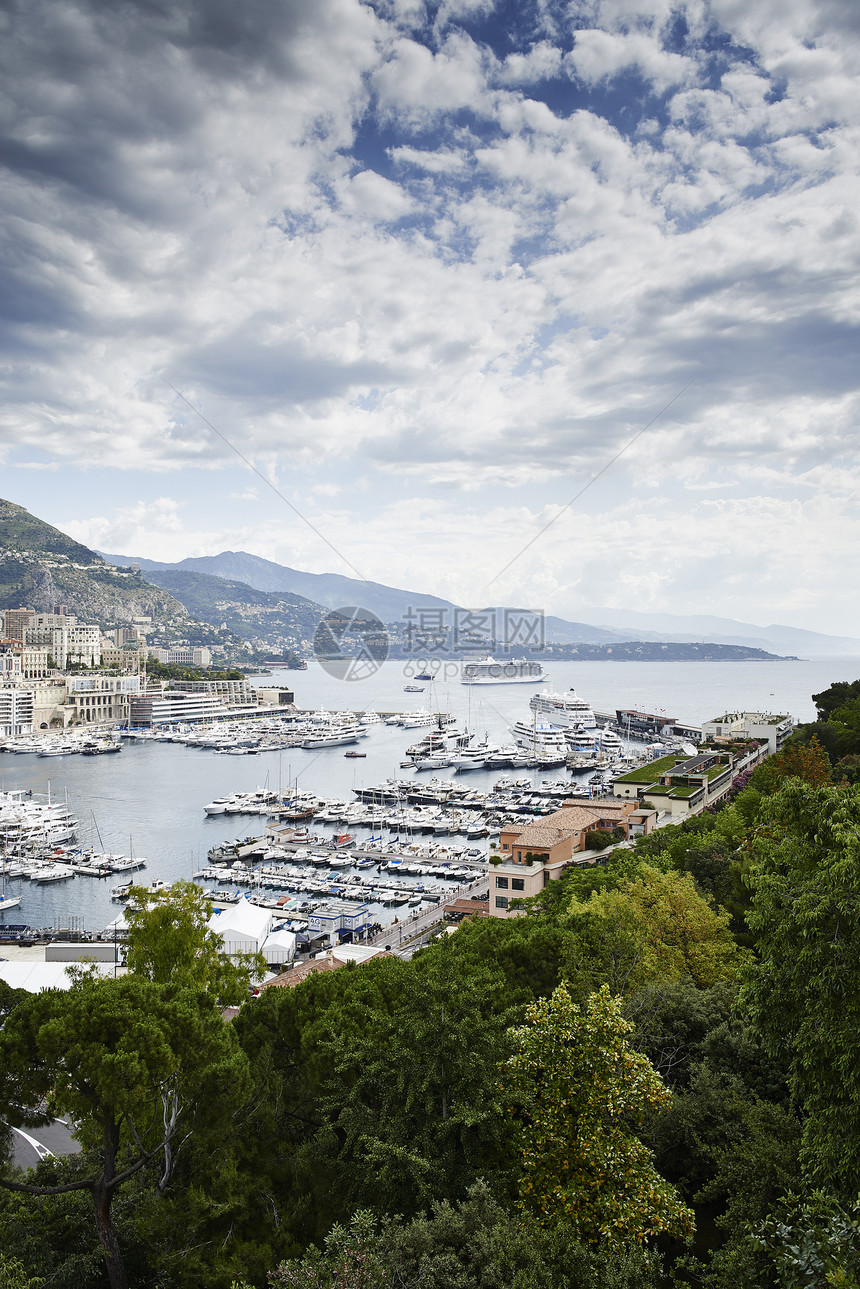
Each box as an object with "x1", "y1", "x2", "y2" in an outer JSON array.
[{"x1": 2, "y1": 655, "x2": 856, "y2": 935}]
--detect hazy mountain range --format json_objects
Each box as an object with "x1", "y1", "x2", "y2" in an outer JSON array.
[{"x1": 99, "y1": 549, "x2": 860, "y2": 657}]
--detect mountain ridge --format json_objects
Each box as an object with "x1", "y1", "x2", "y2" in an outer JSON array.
[{"x1": 97, "y1": 547, "x2": 854, "y2": 655}]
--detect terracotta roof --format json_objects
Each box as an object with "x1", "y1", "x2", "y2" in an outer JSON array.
[
  {"x1": 504, "y1": 807, "x2": 602, "y2": 848},
  {"x1": 259, "y1": 950, "x2": 387, "y2": 990},
  {"x1": 563, "y1": 797, "x2": 631, "y2": 816},
  {"x1": 444, "y1": 898, "x2": 489, "y2": 918}
]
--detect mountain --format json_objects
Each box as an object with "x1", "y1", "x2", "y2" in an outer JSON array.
[
  {"x1": 0, "y1": 499, "x2": 189, "y2": 627},
  {"x1": 140, "y1": 569, "x2": 325, "y2": 653},
  {"x1": 99, "y1": 549, "x2": 461, "y2": 625},
  {"x1": 99, "y1": 547, "x2": 856, "y2": 655},
  {"x1": 575, "y1": 606, "x2": 860, "y2": 658},
  {"x1": 99, "y1": 551, "x2": 626, "y2": 644}
]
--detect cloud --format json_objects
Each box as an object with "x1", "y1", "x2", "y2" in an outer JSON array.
[{"x1": 1, "y1": 0, "x2": 860, "y2": 631}]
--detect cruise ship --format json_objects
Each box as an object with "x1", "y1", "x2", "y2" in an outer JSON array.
[
  {"x1": 529, "y1": 686, "x2": 597, "y2": 730},
  {"x1": 461, "y1": 656, "x2": 548, "y2": 686}
]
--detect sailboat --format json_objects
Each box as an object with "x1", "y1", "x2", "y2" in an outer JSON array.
[{"x1": 0, "y1": 835, "x2": 22, "y2": 912}]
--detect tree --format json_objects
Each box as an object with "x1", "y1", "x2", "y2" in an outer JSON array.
[
  {"x1": 318, "y1": 950, "x2": 514, "y2": 1215},
  {"x1": 0, "y1": 975, "x2": 250, "y2": 1289},
  {"x1": 123, "y1": 880, "x2": 265, "y2": 1003},
  {"x1": 504, "y1": 983, "x2": 694, "y2": 1250},
  {"x1": 749, "y1": 736, "x2": 832, "y2": 793},
  {"x1": 742, "y1": 779, "x2": 860, "y2": 1194},
  {"x1": 568, "y1": 865, "x2": 745, "y2": 994}
]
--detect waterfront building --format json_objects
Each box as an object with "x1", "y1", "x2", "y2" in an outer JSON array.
[
  {"x1": 170, "y1": 678, "x2": 256, "y2": 704},
  {"x1": 66, "y1": 674, "x2": 141, "y2": 724},
  {"x1": 612, "y1": 739, "x2": 767, "y2": 819},
  {"x1": 0, "y1": 687, "x2": 35, "y2": 736},
  {"x1": 128, "y1": 690, "x2": 222, "y2": 726}
]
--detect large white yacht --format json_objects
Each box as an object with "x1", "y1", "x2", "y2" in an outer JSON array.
[
  {"x1": 509, "y1": 720, "x2": 570, "y2": 761},
  {"x1": 529, "y1": 686, "x2": 597, "y2": 730},
  {"x1": 461, "y1": 656, "x2": 548, "y2": 686}
]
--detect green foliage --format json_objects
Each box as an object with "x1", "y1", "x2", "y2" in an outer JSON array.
[
  {"x1": 123, "y1": 879, "x2": 266, "y2": 1002},
  {"x1": 266, "y1": 1182, "x2": 664, "y2": 1289},
  {"x1": 504, "y1": 983, "x2": 694, "y2": 1249},
  {"x1": 144, "y1": 658, "x2": 244, "y2": 680},
  {"x1": 743, "y1": 780, "x2": 860, "y2": 1194},
  {"x1": 567, "y1": 865, "x2": 746, "y2": 994},
  {"x1": 749, "y1": 737, "x2": 832, "y2": 793},
  {"x1": 0, "y1": 975, "x2": 250, "y2": 1288},
  {"x1": 0, "y1": 1254, "x2": 44, "y2": 1289},
  {"x1": 747, "y1": 1191, "x2": 860, "y2": 1288}
]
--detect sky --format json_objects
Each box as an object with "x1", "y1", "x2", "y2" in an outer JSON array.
[{"x1": 1, "y1": 0, "x2": 859, "y2": 634}]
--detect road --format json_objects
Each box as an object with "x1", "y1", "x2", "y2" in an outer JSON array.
[{"x1": 367, "y1": 874, "x2": 488, "y2": 956}]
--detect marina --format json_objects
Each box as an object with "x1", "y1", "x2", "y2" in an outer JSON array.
[{"x1": 0, "y1": 656, "x2": 836, "y2": 939}]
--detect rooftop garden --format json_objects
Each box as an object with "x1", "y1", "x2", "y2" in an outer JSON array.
[{"x1": 614, "y1": 755, "x2": 686, "y2": 783}]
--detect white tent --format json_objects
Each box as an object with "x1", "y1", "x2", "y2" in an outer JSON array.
[
  {"x1": 0, "y1": 962, "x2": 118, "y2": 993},
  {"x1": 207, "y1": 901, "x2": 274, "y2": 956},
  {"x1": 260, "y1": 928, "x2": 297, "y2": 965}
]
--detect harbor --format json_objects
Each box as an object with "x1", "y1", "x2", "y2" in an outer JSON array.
[{"x1": 0, "y1": 655, "x2": 831, "y2": 943}]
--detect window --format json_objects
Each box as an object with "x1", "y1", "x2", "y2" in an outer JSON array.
[
  {"x1": 501, "y1": 841, "x2": 509, "y2": 850},
  {"x1": 496, "y1": 876, "x2": 509, "y2": 889},
  {"x1": 495, "y1": 896, "x2": 508, "y2": 909},
  {"x1": 511, "y1": 878, "x2": 525, "y2": 891}
]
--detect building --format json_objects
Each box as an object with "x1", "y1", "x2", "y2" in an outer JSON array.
[
  {"x1": 98, "y1": 641, "x2": 145, "y2": 671},
  {"x1": 612, "y1": 740, "x2": 768, "y2": 819},
  {"x1": 1, "y1": 608, "x2": 36, "y2": 642},
  {"x1": 255, "y1": 686, "x2": 296, "y2": 707},
  {"x1": 24, "y1": 625, "x2": 68, "y2": 668},
  {"x1": 66, "y1": 624, "x2": 101, "y2": 667},
  {"x1": 147, "y1": 647, "x2": 211, "y2": 667},
  {"x1": 18, "y1": 646, "x2": 51, "y2": 680},
  {"x1": 0, "y1": 652, "x2": 22, "y2": 679},
  {"x1": 170, "y1": 678, "x2": 256, "y2": 704},
  {"x1": 702, "y1": 711, "x2": 794, "y2": 756},
  {"x1": 490, "y1": 803, "x2": 637, "y2": 918},
  {"x1": 0, "y1": 688, "x2": 34, "y2": 736},
  {"x1": 128, "y1": 690, "x2": 222, "y2": 727},
  {"x1": 65, "y1": 675, "x2": 141, "y2": 724}
]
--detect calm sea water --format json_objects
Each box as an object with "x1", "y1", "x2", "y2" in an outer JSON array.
[{"x1": 2, "y1": 655, "x2": 855, "y2": 934}]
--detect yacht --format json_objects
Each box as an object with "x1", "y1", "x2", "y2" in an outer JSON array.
[
  {"x1": 529, "y1": 687, "x2": 597, "y2": 730},
  {"x1": 461, "y1": 656, "x2": 548, "y2": 685},
  {"x1": 509, "y1": 720, "x2": 569, "y2": 760}
]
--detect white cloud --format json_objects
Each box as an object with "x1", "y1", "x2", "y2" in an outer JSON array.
[{"x1": 2, "y1": 0, "x2": 860, "y2": 632}]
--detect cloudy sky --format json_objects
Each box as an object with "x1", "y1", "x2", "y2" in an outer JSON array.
[{"x1": 2, "y1": 0, "x2": 859, "y2": 632}]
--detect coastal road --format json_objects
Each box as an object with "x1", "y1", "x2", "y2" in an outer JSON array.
[{"x1": 11, "y1": 1118, "x2": 80, "y2": 1170}]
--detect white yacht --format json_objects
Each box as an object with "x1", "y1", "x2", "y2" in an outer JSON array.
[
  {"x1": 529, "y1": 687, "x2": 597, "y2": 730},
  {"x1": 461, "y1": 657, "x2": 548, "y2": 686},
  {"x1": 509, "y1": 720, "x2": 570, "y2": 761}
]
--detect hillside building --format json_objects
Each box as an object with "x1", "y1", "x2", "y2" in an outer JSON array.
[
  {"x1": 702, "y1": 711, "x2": 793, "y2": 756},
  {"x1": 490, "y1": 802, "x2": 639, "y2": 918}
]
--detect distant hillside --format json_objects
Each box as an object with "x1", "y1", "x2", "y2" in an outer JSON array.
[
  {"x1": 100, "y1": 549, "x2": 464, "y2": 624},
  {"x1": 0, "y1": 499, "x2": 189, "y2": 627},
  {"x1": 100, "y1": 550, "x2": 624, "y2": 643},
  {"x1": 575, "y1": 605, "x2": 860, "y2": 657},
  {"x1": 141, "y1": 568, "x2": 325, "y2": 654}
]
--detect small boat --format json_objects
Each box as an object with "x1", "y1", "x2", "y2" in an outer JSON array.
[
  {"x1": 404, "y1": 685, "x2": 425, "y2": 692},
  {"x1": 344, "y1": 751, "x2": 367, "y2": 758},
  {"x1": 415, "y1": 672, "x2": 433, "y2": 681},
  {"x1": 0, "y1": 895, "x2": 22, "y2": 911}
]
